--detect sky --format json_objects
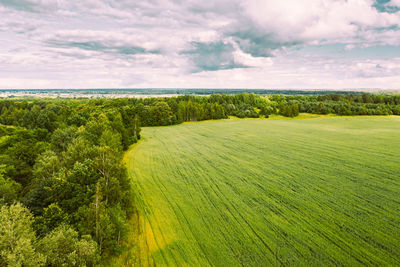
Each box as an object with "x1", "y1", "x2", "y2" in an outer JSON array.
[{"x1": 0, "y1": 0, "x2": 400, "y2": 89}]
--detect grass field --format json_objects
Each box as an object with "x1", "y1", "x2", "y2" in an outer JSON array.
[{"x1": 122, "y1": 116, "x2": 400, "y2": 266}]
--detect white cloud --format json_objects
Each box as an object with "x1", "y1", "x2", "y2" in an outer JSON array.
[
  {"x1": 387, "y1": 0, "x2": 400, "y2": 7},
  {"x1": 242, "y1": 0, "x2": 400, "y2": 44},
  {"x1": 231, "y1": 41, "x2": 274, "y2": 67}
]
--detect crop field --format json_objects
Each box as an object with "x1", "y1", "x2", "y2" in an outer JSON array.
[{"x1": 123, "y1": 116, "x2": 400, "y2": 266}]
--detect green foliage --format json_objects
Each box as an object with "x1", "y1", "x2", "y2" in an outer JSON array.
[
  {"x1": 259, "y1": 104, "x2": 274, "y2": 117},
  {"x1": 23, "y1": 174, "x2": 58, "y2": 216},
  {"x1": 3, "y1": 128, "x2": 49, "y2": 185},
  {"x1": 0, "y1": 203, "x2": 45, "y2": 266},
  {"x1": 34, "y1": 203, "x2": 68, "y2": 237},
  {"x1": 150, "y1": 101, "x2": 173, "y2": 126},
  {"x1": 280, "y1": 103, "x2": 300, "y2": 117},
  {"x1": 37, "y1": 224, "x2": 99, "y2": 267},
  {"x1": 0, "y1": 165, "x2": 20, "y2": 205},
  {"x1": 33, "y1": 150, "x2": 61, "y2": 181},
  {"x1": 100, "y1": 129, "x2": 122, "y2": 151},
  {"x1": 62, "y1": 136, "x2": 97, "y2": 169},
  {"x1": 50, "y1": 126, "x2": 78, "y2": 153}
]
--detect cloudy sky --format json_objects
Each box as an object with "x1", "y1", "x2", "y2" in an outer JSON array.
[{"x1": 1, "y1": 0, "x2": 400, "y2": 89}]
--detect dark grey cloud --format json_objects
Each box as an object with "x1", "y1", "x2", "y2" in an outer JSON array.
[
  {"x1": 0, "y1": 21, "x2": 37, "y2": 34},
  {"x1": 228, "y1": 29, "x2": 301, "y2": 58},
  {"x1": 182, "y1": 41, "x2": 248, "y2": 72},
  {"x1": 47, "y1": 40, "x2": 161, "y2": 56},
  {"x1": 374, "y1": 0, "x2": 400, "y2": 13},
  {"x1": 0, "y1": 0, "x2": 38, "y2": 12}
]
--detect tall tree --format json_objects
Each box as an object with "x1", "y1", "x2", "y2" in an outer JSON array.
[
  {"x1": 0, "y1": 203, "x2": 45, "y2": 266},
  {"x1": 37, "y1": 224, "x2": 99, "y2": 266}
]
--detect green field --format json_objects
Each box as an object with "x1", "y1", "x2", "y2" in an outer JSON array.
[{"x1": 123, "y1": 116, "x2": 400, "y2": 266}]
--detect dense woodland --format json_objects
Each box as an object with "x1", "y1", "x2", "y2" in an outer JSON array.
[{"x1": 0, "y1": 93, "x2": 399, "y2": 266}]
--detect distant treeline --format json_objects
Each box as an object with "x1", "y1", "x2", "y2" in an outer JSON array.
[
  {"x1": 128, "y1": 93, "x2": 399, "y2": 124},
  {"x1": 176, "y1": 89, "x2": 367, "y2": 96},
  {"x1": 284, "y1": 94, "x2": 400, "y2": 116},
  {"x1": 0, "y1": 93, "x2": 399, "y2": 266},
  {"x1": 0, "y1": 88, "x2": 370, "y2": 96}
]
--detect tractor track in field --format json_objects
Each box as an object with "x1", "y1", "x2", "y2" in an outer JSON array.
[
  {"x1": 176, "y1": 133, "x2": 303, "y2": 265},
  {"x1": 145, "y1": 149, "x2": 180, "y2": 266},
  {"x1": 151, "y1": 135, "x2": 213, "y2": 266},
  {"x1": 157, "y1": 129, "x2": 274, "y2": 265}
]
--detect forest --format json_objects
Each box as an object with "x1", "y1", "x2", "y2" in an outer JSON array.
[{"x1": 0, "y1": 93, "x2": 400, "y2": 266}]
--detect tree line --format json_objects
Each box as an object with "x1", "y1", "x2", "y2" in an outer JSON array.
[{"x1": 0, "y1": 93, "x2": 399, "y2": 265}]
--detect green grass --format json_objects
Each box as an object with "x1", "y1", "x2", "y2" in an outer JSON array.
[{"x1": 122, "y1": 116, "x2": 400, "y2": 266}]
